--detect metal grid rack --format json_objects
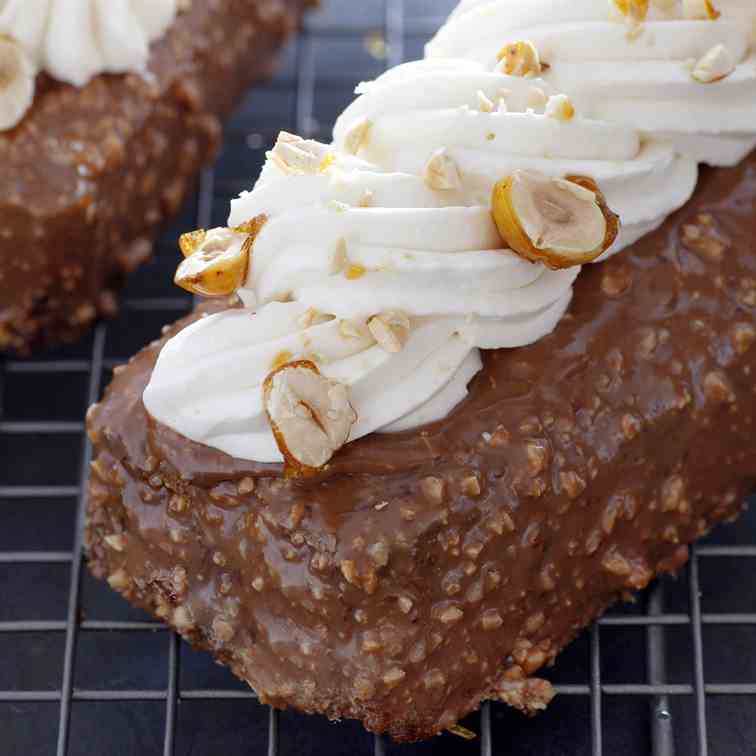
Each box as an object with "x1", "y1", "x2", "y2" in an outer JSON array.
[{"x1": 1, "y1": 2, "x2": 755, "y2": 754}]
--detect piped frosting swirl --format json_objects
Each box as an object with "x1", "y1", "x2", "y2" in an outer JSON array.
[
  {"x1": 144, "y1": 145, "x2": 576, "y2": 463},
  {"x1": 334, "y1": 58, "x2": 697, "y2": 256},
  {"x1": 145, "y1": 0, "x2": 756, "y2": 467},
  {"x1": 426, "y1": 0, "x2": 756, "y2": 165}
]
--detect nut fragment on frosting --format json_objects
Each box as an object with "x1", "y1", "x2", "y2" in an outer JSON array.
[
  {"x1": 0, "y1": 35, "x2": 35, "y2": 131},
  {"x1": 424, "y1": 148, "x2": 461, "y2": 190},
  {"x1": 343, "y1": 116, "x2": 371, "y2": 155},
  {"x1": 545, "y1": 94, "x2": 575, "y2": 122},
  {"x1": 174, "y1": 216, "x2": 266, "y2": 296},
  {"x1": 611, "y1": 0, "x2": 650, "y2": 22},
  {"x1": 268, "y1": 132, "x2": 334, "y2": 175},
  {"x1": 178, "y1": 229, "x2": 207, "y2": 257},
  {"x1": 496, "y1": 41, "x2": 543, "y2": 77},
  {"x1": 691, "y1": 44, "x2": 735, "y2": 83},
  {"x1": 263, "y1": 360, "x2": 357, "y2": 476},
  {"x1": 368, "y1": 311, "x2": 411, "y2": 353},
  {"x1": 682, "y1": 0, "x2": 721, "y2": 20},
  {"x1": 491, "y1": 171, "x2": 620, "y2": 270}
]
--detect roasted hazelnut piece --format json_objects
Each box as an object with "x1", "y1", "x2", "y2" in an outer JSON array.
[
  {"x1": 612, "y1": 0, "x2": 650, "y2": 22},
  {"x1": 178, "y1": 229, "x2": 207, "y2": 258},
  {"x1": 0, "y1": 35, "x2": 35, "y2": 131},
  {"x1": 174, "y1": 215, "x2": 267, "y2": 296},
  {"x1": 691, "y1": 44, "x2": 735, "y2": 83},
  {"x1": 496, "y1": 41, "x2": 543, "y2": 78},
  {"x1": 424, "y1": 148, "x2": 461, "y2": 191},
  {"x1": 264, "y1": 360, "x2": 357, "y2": 477},
  {"x1": 268, "y1": 131, "x2": 335, "y2": 175},
  {"x1": 367, "y1": 311, "x2": 411, "y2": 353},
  {"x1": 491, "y1": 171, "x2": 620, "y2": 270},
  {"x1": 683, "y1": 0, "x2": 721, "y2": 20},
  {"x1": 447, "y1": 724, "x2": 477, "y2": 740}
]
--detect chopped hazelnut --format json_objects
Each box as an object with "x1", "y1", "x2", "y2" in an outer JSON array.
[
  {"x1": 104, "y1": 534, "x2": 126, "y2": 552},
  {"x1": 683, "y1": 0, "x2": 721, "y2": 20},
  {"x1": 368, "y1": 311, "x2": 410, "y2": 353},
  {"x1": 437, "y1": 605, "x2": 464, "y2": 624},
  {"x1": 175, "y1": 219, "x2": 266, "y2": 297},
  {"x1": 420, "y1": 476, "x2": 446, "y2": 505},
  {"x1": 703, "y1": 370, "x2": 735, "y2": 404},
  {"x1": 692, "y1": 44, "x2": 735, "y2": 83},
  {"x1": 497, "y1": 41, "x2": 543, "y2": 77},
  {"x1": 382, "y1": 668, "x2": 406, "y2": 687},
  {"x1": 343, "y1": 116, "x2": 371, "y2": 155},
  {"x1": 545, "y1": 94, "x2": 575, "y2": 121},
  {"x1": 477, "y1": 89, "x2": 495, "y2": 112},
  {"x1": 460, "y1": 474, "x2": 482, "y2": 497},
  {"x1": 481, "y1": 609, "x2": 504, "y2": 631},
  {"x1": 0, "y1": 36, "x2": 35, "y2": 131},
  {"x1": 267, "y1": 132, "x2": 333, "y2": 175},
  {"x1": 732, "y1": 322, "x2": 756, "y2": 355},
  {"x1": 424, "y1": 148, "x2": 462, "y2": 191},
  {"x1": 107, "y1": 569, "x2": 130, "y2": 591},
  {"x1": 237, "y1": 477, "x2": 256, "y2": 495}
]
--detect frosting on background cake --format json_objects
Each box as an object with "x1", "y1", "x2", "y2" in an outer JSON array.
[{"x1": 0, "y1": 0, "x2": 179, "y2": 129}]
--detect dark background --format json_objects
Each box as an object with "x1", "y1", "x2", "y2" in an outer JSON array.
[{"x1": 0, "y1": 1, "x2": 754, "y2": 754}]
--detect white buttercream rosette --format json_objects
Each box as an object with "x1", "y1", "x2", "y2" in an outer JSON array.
[
  {"x1": 427, "y1": 0, "x2": 756, "y2": 166},
  {"x1": 0, "y1": 0, "x2": 179, "y2": 129},
  {"x1": 144, "y1": 146, "x2": 577, "y2": 463}
]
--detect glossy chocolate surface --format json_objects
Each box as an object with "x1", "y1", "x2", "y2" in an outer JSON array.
[{"x1": 86, "y1": 154, "x2": 756, "y2": 741}]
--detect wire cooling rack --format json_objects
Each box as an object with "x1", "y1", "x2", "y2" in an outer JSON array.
[{"x1": 1, "y1": 2, "x2": 755, "y2": 754}]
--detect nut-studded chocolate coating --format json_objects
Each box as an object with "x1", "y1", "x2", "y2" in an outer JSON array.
[
  {"x1": 0, "y1": 0, "x2": 312, "y2": 354},
  {"x1": 86, "y1": 154, "x2": 756, "y2": 741}
]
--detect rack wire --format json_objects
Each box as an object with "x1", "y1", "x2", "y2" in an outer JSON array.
[{"x1": 1, "y1": 2, "x2": 755, "y2": 754}]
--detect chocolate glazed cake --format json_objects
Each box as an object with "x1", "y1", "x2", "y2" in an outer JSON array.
[
  {"x1": 86, "y1": 151, "x2": 756, "y2": 741},
  {"x1": 0, "y1": 0, "x2": 312, "y2": 354}
]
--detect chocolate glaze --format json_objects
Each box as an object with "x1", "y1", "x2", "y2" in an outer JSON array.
[
  {"x1": 0, "y1": 0, "x2": 312, "y2": 354},
  {"x1": 86, "y1": 154, "x2": 756, "y2": 741}
]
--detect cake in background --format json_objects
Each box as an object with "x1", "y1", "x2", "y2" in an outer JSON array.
[{"x1": 0, "y1": 0, "x2": 312, "y2": 354}]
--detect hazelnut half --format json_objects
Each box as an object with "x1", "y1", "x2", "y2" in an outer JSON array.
[
  {"x1": 0, "y1": 36, "x2": 35, "y2": 131},
  {"x1": 264, "y1": 360, "x2": 357, "y2": 477},
  {"x1": 174, "y1": 215, "x2": 267, "y2": 296},
  {"x1": 491, "y1": 171, "x2": 620, "y2": 269}
]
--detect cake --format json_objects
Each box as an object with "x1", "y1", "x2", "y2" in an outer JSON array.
[
  {"x1": 85, "y1": 0, "x2": 756, "y2": 742},
  {"x1": 0, "y1": 0, "x2": 312, "y2": 354}
]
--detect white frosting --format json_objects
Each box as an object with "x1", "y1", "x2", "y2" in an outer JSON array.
[
  {"x1": 144, "y1": 0, "x2": 756, "y2": 465},
  {"x1": 426, "y1": 0, "x2": 756, "y2": 166},
  {"x1": 0, "y1": 0, "x2": 178, "y2": 129},
  {"x1": 334, "y1": 59, "x2": 698, "y2": 256},
  {"x1": 144, "y1": 157, "x2": 575, "y2": 462}
]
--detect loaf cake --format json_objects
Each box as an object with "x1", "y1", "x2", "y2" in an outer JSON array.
[
  {"x1": 85, "y1": 0, "x2": 756, "y2": 742},
  {"x1": 0, "y1": 0, "x2": 312, "y2": 354}
]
